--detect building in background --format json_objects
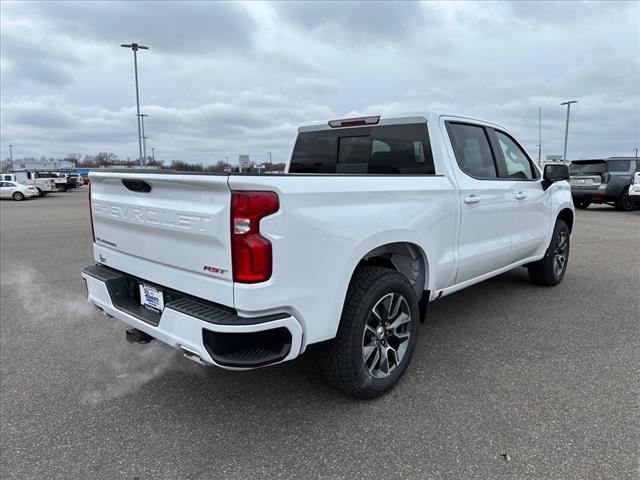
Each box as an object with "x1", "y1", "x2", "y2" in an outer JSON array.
[{"x1": 11, "y1": 159, "x2": 76, "y2": 171}]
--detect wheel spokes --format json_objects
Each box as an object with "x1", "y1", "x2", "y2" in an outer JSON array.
[
  {"x1": 386, "y1": 312, "x2": 411, "y2": 339},
  {"x1": 363, "y1": 344, "x2": 377, "y2": 364},
  {"x1": 362, "y1": 293, "x2": 413, "y2": 379},
  {"x1": 388, "y1": 293, "x2": 401, "y2": 320},
  {"x1": 378, "y1": 345, "x2": 391, "y2": 375},
  {"x1": 557, "y1": 231, "x2": 567, "y2": 251}
]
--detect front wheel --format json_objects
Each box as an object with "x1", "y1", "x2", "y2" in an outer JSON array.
[
  {"x1": 37, "y1": 188, "x2": 44, "y2": 197},
  {"x1": 12, "y1": 192, "x2": 25, "y2": 201},
  {"x1": 527, "y1": 219, "x2": 570, "y2": 286},
  {"x1": 575, "y1": 201, "x2": 590, "y2": 209},
  {"x1": 320, "y1": 266, "x2": 420, "y2": 399}
]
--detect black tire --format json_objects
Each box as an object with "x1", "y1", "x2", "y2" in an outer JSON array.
[
  {"x1": 615, "y1": 188, "x2": 633, "y2": 211},
  {"x1": 12, "y1": 192, "x2": 25, "y2": 201},
  {"x1": 37, "y1": 188, "x2": 44, "y2": 197},
  {"x1": 527, "y1": 219, "x2": 570, "y2": 286},
  {"x1": 320, "y1": 266, "x2": 420, "y2": 399},
  {"x1": 575, "y1": 201, "x2": 590, "y2": 209}
]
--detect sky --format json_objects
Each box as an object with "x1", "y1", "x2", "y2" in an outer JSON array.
[{"x1": 1, "y1": 0, "x2": 639, "y2": 165}]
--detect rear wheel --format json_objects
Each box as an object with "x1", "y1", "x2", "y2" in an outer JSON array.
[
  {"x1": 320, "y1": 266, "x2": 420, "y2": 399},
  {"x1": 12, "y1": 192, "x2": 25, "y2": 201},
  {"x1": 527, "y1": 219, "x2": 570, "y2": 286},
  {"x1": 575, "y1": 201, "x2": 590, "y2": 209},
  {"x1": 37, "y1": 188, "x2": 44, "y2": 197},
  {"x1": 615, "y1": 188, "x2": 633, "y2": 211}
]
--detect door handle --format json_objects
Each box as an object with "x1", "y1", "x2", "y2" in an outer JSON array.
[
  {"x1": 464, "y1": 194, "x2": 481, "y2": 204},
  {"x1": 515, "y1": 191, "x2": 527, "y2": 200}
]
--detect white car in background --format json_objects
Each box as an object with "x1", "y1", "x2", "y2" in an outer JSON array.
[
  {"x1": 629, "y1": 171, "x2": 640, "y2": 207},
  {"x1": 0, "y1": 181, "x2": 38, "y2": 201}
]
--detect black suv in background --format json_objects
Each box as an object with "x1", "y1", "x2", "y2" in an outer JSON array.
[{"x1": 569, "y1": 157, "x2": 639, "y2": 211}]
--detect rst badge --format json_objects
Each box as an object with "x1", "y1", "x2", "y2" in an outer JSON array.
[{"x1": 203, "y1": 265, "x2": 227, "y2": 275}]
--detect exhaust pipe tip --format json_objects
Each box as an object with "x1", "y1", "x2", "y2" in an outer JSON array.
[
  {"x1": 179, "y1": 345, "x2": 207, "y2": 365},
  {"x1": 126, "y1": 328, "x2": 154, "y2": 344}
]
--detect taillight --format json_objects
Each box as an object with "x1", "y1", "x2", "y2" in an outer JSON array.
[
  {"x1": 89, "y1": 182, "x2": 95, "y2": 243},
  {"x1": 230, "y1": 191, "x2": 279, "y2": 283}
]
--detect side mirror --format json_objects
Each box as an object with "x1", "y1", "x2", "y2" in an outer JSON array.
[{"x1": 542, "y1": 164, "x2": 569, "y2": 190}]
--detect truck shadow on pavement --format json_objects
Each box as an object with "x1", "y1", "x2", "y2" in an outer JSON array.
[{"x1": 85, "y1": 266, "x2": 545, "y2": 410}]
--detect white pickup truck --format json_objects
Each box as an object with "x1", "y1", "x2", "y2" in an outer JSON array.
[{"x1": 82, "y1": 112, "x2": 574, "y2": 398}]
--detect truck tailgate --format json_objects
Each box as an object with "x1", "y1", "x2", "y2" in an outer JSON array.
[{"x1": 89, "y1": 171, "x2": 234, "y2": 306}]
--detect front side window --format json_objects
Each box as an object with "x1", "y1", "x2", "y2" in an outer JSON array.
[
  {"x1": 447, "y1": 123, "x2": 497, "y2": 179},
  {"x1": 495, "y1": 131, "x2": 537, "y2": 180}
]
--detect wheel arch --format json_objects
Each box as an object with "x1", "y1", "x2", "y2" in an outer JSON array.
[
  {"x1": 354, "y1": 241, "x2": 430, "y2": 302},
  {"x1": 557, "y1": 208, "x2": 574, "y2": 233}
]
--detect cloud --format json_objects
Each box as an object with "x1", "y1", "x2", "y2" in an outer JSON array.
[
  {"x1": 0, "y1": 90, "x2": 333, "y2": 163},
  {"x1": 274, "y1": 1, "x2": 431, "y2": 45},
  {"x1": 3, "y1": 1, "x2": 257, "y2": 55}
]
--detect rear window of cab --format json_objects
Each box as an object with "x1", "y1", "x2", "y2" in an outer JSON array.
[{"x1": 289, "y1": 124, "x2": 435, "y2": 175}]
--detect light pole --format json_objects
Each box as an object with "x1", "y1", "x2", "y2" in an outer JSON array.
[
  {"x1": 151, "y1": 147, "x2": 155, "y2": 163},
  {"x1": 140, "y1": 113, "x2": 149, "y2": 164},
  {"x1": 9, "y1": 144, "x2": 14, "y2": 171},
  {"x1": 121, "y1": 42, "x2": 148, "y2": 166},
  {"x1": 268, "y1": 151, "x2": 272, "y2": 167},
  {"x1": 536, "y1": 106, "x2": 542, "y2": 166},
  {"x1": 560, "y1": 100, "x2": 578, "y2": 162}
]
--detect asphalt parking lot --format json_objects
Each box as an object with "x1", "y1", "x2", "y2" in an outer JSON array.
[{"x1": 1, "y1": 190, "x2": 638, "y2": 480}]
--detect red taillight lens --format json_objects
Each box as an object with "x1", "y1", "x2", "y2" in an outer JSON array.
[
  {"x1": 89, "y1": 182, "x2": 95, "y2": 242},
  {"x1": 230, "y1": 191, "x2": 279, "y2": 283}
]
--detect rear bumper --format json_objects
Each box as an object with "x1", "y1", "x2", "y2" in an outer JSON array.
[
  {"x1": 571, "y1": 186, "x2": 611, "y2": 203},
  {"x1": 82, "y1": 264, "x2": 304, "y2": 369}
]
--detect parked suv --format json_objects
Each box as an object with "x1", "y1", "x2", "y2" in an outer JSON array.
[{"x1": 570, "y1": 157, "x2": 639, "y2": 210}]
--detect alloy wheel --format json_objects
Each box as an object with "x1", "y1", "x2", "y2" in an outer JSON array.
[
  {"x1": 362, "y1": 292, "x2": 412, "y2": 378},
  {"x1": 553, "y1": 230, "x2": 568, "y2": 278}
]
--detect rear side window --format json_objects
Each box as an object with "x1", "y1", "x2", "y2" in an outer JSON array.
[
  {"x1": 289, "y1": 124, "x2": 435, "y2": 175},
  {"x1": 607, "y1": 160, "x2": 632, "y2": 173},
  {"x1": 447, "y1": 123, "x2": 497, "y2": 179}
]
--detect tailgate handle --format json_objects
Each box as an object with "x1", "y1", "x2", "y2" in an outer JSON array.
[{"x1": 122, "y1": 179, "x2": 152, "y2": 193}]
